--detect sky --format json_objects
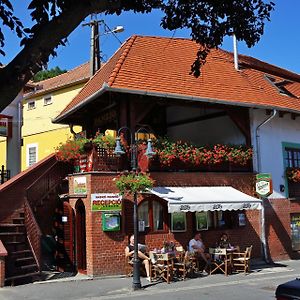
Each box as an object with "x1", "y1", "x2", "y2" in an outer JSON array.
[{"x1": 1, "y1": 0, "x2": 300, "y2": 74}]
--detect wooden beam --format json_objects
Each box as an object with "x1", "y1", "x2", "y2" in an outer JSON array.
[{"x1": 167, "y1": 111, "x2": 227, "y2": 127}]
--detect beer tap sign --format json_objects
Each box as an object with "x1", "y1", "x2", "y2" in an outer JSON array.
[{"x1": 255, "y1": 173, "x2": 273, "y2": 198}]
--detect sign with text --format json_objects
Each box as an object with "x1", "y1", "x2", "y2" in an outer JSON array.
[
  {"x1": 255, "y1": 173, "x2": 273, "y2": 197},
  {"x1": 0, "y1": 114, "x2": 12, "y2": 137},
  {"x1": 91, "y1": 193, "x2": 122, "y2": 212},
  {"x1": 73, "y1": 176, "x2": 87, "y2": 194}
]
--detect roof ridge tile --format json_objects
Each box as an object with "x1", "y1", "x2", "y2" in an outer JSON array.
[{"x1": 107, "y1": 35, "x2": 137, "y2": 86}]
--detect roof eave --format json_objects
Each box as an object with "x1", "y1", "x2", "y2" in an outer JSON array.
[{"x1": 52, "y1": 82, "x2": 109, "y2": 124}]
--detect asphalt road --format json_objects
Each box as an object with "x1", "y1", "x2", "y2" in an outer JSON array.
[{"x1": 0, "y1": 260, "x2": 299, "y2": 300}]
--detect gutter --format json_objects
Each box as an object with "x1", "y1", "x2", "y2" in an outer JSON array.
[{"x1": 54, "y1": 85, "x2": 299, "y2": 124}]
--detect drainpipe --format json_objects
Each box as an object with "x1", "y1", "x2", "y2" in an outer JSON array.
[
  {"x1": 255, "y1": 109, "x2": 277, "y2": 264},
  {"x1": 233, "y1": 34, "x2": 239, "y2": 71}
]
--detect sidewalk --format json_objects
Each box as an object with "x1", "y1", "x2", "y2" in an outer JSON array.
[{"x1": 0, "y1": 259, "x2": 299, "y2": 300}]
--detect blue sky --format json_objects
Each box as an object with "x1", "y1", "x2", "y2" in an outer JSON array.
[{"x1": 2, "y1": 1, "x2": 300, "y2": 74}]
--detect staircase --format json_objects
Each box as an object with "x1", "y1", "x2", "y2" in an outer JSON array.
[{"x1": 0, "y1": 210, "x2": 40, "y2": 286}]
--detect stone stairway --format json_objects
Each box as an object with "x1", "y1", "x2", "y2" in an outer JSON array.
[{"x1": 0, "y1": 211, "x2": 40, "y2": 286}]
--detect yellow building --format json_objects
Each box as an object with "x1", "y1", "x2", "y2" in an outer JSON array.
[{"x1": 0, "y1": 63, "x2": 89, "y2": 171}]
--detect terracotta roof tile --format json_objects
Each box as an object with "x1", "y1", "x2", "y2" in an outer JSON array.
[
  {"x1": 25, "y1": 62, "x2": 90, "y2": 98},
  {"x1": 55, "y1": 35, "x2": 300, "y2": 121}
]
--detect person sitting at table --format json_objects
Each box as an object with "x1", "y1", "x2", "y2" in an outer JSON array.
[
  {"x1": 218, "y1": 233, "x2": 239, "y2": 251},
  {"x1": 125, "y1": 234, "x2": 151, "y2": 281},
  {"x1": 188, "y1": 232, "x2": 211, "y2": 271}
]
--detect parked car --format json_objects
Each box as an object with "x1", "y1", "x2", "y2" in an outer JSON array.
[{"x1": 276, "y1": 278, "x2": 300, "y2": 299}]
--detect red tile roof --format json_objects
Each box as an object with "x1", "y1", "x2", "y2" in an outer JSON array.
[
  {"x1": 25, "y1": 62, "x2": 90, "y2": 99},
  {"x1": 54, "y1": 35, "x2": 300, "y2": 122}
]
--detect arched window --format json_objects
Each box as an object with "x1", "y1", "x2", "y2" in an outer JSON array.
[{"x1": 138, "y1": 199, "x2": 166, "y2": 232}]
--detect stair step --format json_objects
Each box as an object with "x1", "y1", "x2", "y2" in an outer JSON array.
[
  {"x1": 0, "y1": 224, "x2": 24, "y2": 227},
  {"x1": 15, "y1": 257, "x2": 34, "y2": 263},
  {"x1": 19, "y1": 263, "x2": 38, "y2": 270},
  {"x1": 11, "y1": 250, "x2": 32, "y2": 256},
  {"x1": 0, "y1": 232, "x2": 24, "y2": 236},
  {"x1": 5, "y1": 241, "x2": 25, "y2": 245},
  {"x1": 5, "y1": 271, "x2": 40, "y2": 282}
]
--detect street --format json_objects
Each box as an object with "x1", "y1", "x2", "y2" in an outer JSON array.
[{"x1": 0, "y1": 260, "x2": 298, "y2": 300}]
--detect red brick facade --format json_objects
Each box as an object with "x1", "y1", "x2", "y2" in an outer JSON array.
[{"x1": 66, "y1": 172, "x2": 266, "y2": 276}]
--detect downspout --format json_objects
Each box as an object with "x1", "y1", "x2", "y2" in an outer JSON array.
[{"x1": 255, "y1": 108, "x2": 277, "y2": 264}]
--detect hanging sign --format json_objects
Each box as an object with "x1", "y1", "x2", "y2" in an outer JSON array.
[
  {"x1": 255, "y1": 173, "x2": 273, "y2": 197},
  {"x1": 0, "y1": 114, "x2": 12, "y2": 137},
  {"x1": 91, "y1": 193, "x2": 122, "y2": 212}
]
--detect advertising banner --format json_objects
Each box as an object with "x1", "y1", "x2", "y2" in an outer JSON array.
[{"x1": 91, "y1": 193, "x2": 122, "y2": 212}]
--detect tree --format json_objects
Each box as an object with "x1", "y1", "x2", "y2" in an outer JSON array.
[
  {"x1": 33, "y1": 66, "x2": 67, "y2": 82},
  {"x1": 0, "y1": 0, "x2": 274, "y2": 112}
]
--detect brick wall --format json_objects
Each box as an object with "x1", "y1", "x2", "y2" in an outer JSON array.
[
  {"x1": 0, "y1": 240, "x2": 8, "y2": 287},
  {"x1": 68, "y1": 171, "x2": 268, "y2": 276}
]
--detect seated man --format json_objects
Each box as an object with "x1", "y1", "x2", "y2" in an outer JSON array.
[
  {"x1": 189, "y1": 232, "x2": 211, "y2": 271},
  {"x1": 218, "y1": 233, "x2": 240, "y2": 252},
  {"x1": 125, "y1": 234, "x2": 151, "y2": 281}
]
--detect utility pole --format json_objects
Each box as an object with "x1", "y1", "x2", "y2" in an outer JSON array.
[{"x1": 83, "y1": 19, "x2": 101, "y2": 76}]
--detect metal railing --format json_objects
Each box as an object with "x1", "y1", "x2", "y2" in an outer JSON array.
[{"x1": 0, "y1": 165, "x2": 10, "y2": 184}]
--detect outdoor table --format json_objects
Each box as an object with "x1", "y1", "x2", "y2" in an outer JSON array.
[{"x1": 149, "y1": 251, "x2": 174, "y2": 283}]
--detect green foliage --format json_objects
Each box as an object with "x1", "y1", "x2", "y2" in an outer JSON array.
[
  {"x1": 115, "y1": 172, "x2": 154, "y2": 195},
  {"x1": 92, "y1": 132, "x2": 116, "y2": 149},
  {"x1": 33, "y1": 66, "x2": 67, "y2": 82}
]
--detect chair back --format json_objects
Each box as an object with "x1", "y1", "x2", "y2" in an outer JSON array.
[{"x1": 245, "y1": 245, "x2": 253, "y2": 259}]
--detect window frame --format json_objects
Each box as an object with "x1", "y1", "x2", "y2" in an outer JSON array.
[
  {"x1": 26, "y1": 143, "x2": 38, "y2": 167},
  {"x1": 206, "y1": 210, "x2": 241, "y2": 230},
  {"x1": 27, "y1": 100, "x2": 36, "y2": 110},
  {"x1": 43, "y1": 95, "x2": 52, "y2": 106},
  {"x1": 138, "y1": 198, "x2": 168, "y2": 233}
]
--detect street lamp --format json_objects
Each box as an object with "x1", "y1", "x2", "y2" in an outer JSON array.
[{"x1": 114, "y1": 127, "x2": 155, "y2": 290}]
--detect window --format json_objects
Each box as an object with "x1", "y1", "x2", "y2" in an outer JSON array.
[
  {"x1": 28, "y1": 101, "x2": 36, "y2": 110},
  {"x1": 44, "y1": 95, "x2": 52, "y2": 106},
  {"x1": 207, "y1": 210, "x2": 241, "y2": 229},
  {"x1": 291, "y1": 214, "x2": 300, "y2": 250},
  {"x1": 285, "y1": 147, "x2": 300, "y2": 168},
  {"x1": 138, "y1": 199, "x2": 166, "y2": 232},
  {"x1": 26, "y1": 143, "x2": 38, "y2": 167},
  {"x1": 264, "y1": 75, "x2": 296, "y2": 98}
]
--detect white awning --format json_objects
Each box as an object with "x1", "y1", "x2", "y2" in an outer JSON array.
[{"x1": 148, "y1": 186, "x2": 262, "y2": 213}]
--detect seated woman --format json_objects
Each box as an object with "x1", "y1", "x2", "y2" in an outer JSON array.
[
  {"x1": 125, "y1": 234, "x2": 151, "y2": 281},
  {"x1": 218, "y1": 233, "x2": 239, "y2": 251}
]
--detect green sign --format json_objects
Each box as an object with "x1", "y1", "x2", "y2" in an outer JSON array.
[
  {"x1": 91, "y1": 193, "x2": 122, "y2": 211},
  {"x1": 171, "y1": 212, "x2": 186, "y2": 232},
  {"x1": 102, "y1": 213, "x2": 121, "y2": 231},
  {"x1": 255, "y1": 173, "x2": 273, "y2": 197},
  {"x1": 196, "y1": 212, "x2": 208, "y2": 230}
]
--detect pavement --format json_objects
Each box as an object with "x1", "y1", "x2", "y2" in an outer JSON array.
[{"x1": 0, "y1": 259, "x2": 299, "y2": 300}]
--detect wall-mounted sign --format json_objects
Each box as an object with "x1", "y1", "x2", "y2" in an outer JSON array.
[
  {"x1": 102, "y1": 212, "x2": 121, "y2": 231},
  {"x1": 255, "y1": 173, "x2": 273, "y2": 197},
  {"x1": 91, "y1": 193, "x2": 122, "y2": 212},
  {"x1": 73, "y1": 176, "x2": 87, "y2": 194},
  {"x1": 196, "y1": 212, "x2": 208, "y2": 231},
  {"x1": 171, "y1": 212, "x2": 186, "y2": 232},
  {"x1": 0, "y1": 114, "x2": 12, "y2": 137}
]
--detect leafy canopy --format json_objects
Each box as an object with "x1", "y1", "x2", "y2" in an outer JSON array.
[
  {"x1": 0, "y1": 0, "x2": 274, "y2": 111},
  {"x1": 32, "y1": 66, "x2": 67, "y2": 82}
]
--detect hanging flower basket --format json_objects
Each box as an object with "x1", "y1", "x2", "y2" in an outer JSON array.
[
  {"x1": 115, "y1": 172, "x2": 154, "y2": 195},
  {"x1": 286, "y1": 167, "x2": 300, "y2": 183}
]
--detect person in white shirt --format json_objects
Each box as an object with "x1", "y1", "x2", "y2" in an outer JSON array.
[{"x1": 189, "y1": 232, "x2": 211, "y2": 270}]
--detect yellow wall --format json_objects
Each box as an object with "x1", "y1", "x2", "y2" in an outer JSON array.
[
  {"x1": 22, "y1": 84, "x2": 84, "y2": 136},
  {"x1": 20, "y1": 82, "x2": 85, "y2": 170},
  {"x1": 0, "y1": 138, "x2": 6, "y2": 168},
  {"x1": 21, "y1": 127, "x2": 76, "y2": 170}
]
